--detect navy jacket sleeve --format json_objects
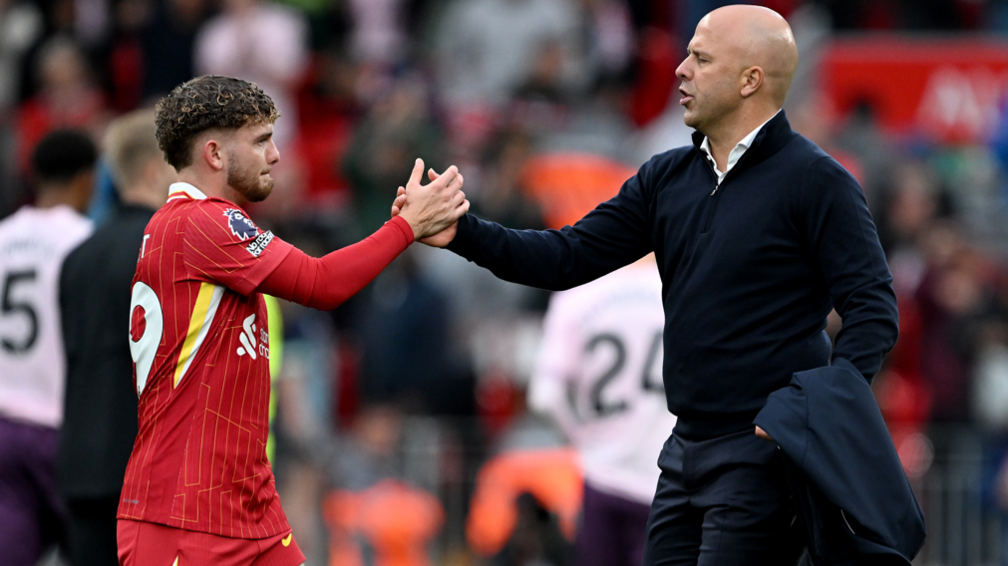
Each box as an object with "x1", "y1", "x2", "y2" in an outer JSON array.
[
  {"x1": 446, "y1": 164, "x2": 654, "y2": 291},
  {"x1": 799, "y1": 156, "x2": 898, "y2": 382}
]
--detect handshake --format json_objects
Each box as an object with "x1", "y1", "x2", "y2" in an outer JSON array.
[{"x1": 390, "y1": 158, "x2": 468, "y2": 248}]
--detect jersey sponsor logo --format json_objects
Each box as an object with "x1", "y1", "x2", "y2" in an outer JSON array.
[
  {"x1": 236, "y1": 313, "x2": 270, "y2": 360},
  {"x1": 245, "y1": 230, "x2": 274, "y2": 257},
  {"x1": 282, "y1": 533, "x2": 293, "y2": 547},
  {"x1": 223, "y1": 208, "x2": 259, "y2": 240}
]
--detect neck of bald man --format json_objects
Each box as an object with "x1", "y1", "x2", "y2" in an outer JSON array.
[{"x1": 705, "y1": 99, "x2": 781, "y2": 162}]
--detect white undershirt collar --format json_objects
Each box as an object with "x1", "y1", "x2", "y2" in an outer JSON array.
[{"x1": 700, "y1": 109, "x2": 781, "y2": 186}]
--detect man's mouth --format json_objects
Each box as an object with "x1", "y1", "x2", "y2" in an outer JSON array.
[{"x1": 679, "y1": 87, "x2": 693, "y2": 106}]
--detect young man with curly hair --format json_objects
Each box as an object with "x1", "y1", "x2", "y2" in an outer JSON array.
[{"x1": 117, "y1": 75, "x2": 467, "y2": 566}]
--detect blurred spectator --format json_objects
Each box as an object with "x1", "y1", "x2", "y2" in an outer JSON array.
[
  {"x1": 97, "y1": 0, "x2": 155, "y2": 112},
  {"x1": 879, "y1": 160, "x2": 945, "y2": 287},
  {"x1": 0, "y1": 0, "x2": 43, "y2": 216},
  {"x1": 141, "y1": 0, "x2": 207, "y2": 100},
  {"x1": 580, "y1": 0, "x2": 634, "y2": 82},
  {"x1": 194, "y1": 0, "x2": 308, "y2": 149},
  {"x1": 343, "y1": 72, "x2": 443, "y2": 236},
  {"x1": 435, "y1": 0, "x2": 587, "y2": 111},
  {"x1": 470, "y1": 131, "x2": 544, "y2": 230},
  {"x1": 55, "y1": 110, "x2": 170, "y2": 566},
  {"x1": 626, "y1": 26, "x2": 677, "y2": 128},
  {"x1": 16, "y1": 36, "x2": 109, "y2": 175},
  {"x1": 355, "y1": 248, "x2": 468, "y2": 414},
  {"x1": 0, "y1": 129, "x2": 94, "y2": 566},
  {"x1": 787, "y1": 89, "x2": 864, "y2": 184},
  {"x1": 915, "y1": 223, "x2": 998, "y2": 423},
  {"x1": 832, "y1": 102, "x2": 896, "y2": 208},
  {"x1": 347, "y1": 0, "x2": 409, "y2": 66},
  {"x1": 0, "y1": 0, "x2": 43, "y2": 116},
  {"x1": 529, "y1": 255, "x2": 675, "y2": 566}
]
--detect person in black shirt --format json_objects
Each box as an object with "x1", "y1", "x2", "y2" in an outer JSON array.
[
  {"x1": 394, "y1": 5, "x2": 899, "y2": 565},
  {"x1": 56, "y1": 109, "x2": 173, "y2": 566}
]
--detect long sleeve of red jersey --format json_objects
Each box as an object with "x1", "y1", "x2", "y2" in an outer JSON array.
[{"x1": 257, "y1": 216, "x2": 415, "y2": 310}]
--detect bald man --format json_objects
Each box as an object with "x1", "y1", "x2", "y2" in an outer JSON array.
[{"x1": 396, "y1": 5, "x2": 898, "y2": 564}]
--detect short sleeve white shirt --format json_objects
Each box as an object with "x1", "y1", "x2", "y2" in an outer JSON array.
[
  {"x1": 529, "y1": 261, "x2": 677, "y2": 503},
  {"x1": 0, "y1": 205, "x2": 92, "y2": 428}
]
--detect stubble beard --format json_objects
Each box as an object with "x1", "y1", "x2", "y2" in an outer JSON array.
[
  {"x1": 227, "y1": 155, "x2": 273, "y2": 203},
  {"x1": 685, "y1": 89, "x2": 735, "y2": 137}
]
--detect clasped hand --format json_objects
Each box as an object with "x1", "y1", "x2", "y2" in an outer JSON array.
[{"x1": 391, "y1": 159, "x2": 466, "y2": 247}]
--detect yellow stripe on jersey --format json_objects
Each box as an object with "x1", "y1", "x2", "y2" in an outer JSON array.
[{"x1": 173, "y1": 282, "x2": 224, "y2": 387}]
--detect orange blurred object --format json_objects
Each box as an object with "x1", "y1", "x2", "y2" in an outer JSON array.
[
  {"x1": 520, "y1": 153, "x2": 636, "y2": 230},
  {"x1": 324, "y1": 479, "x2": 444, "y2": 566},
  {"x1": 466, "y1": 448, "x2": 583, "y2": 556}
]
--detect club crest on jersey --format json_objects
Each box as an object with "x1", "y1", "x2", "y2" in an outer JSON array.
[{"x1": 223, "y1": 209, "x2": 259, "y2": 240}]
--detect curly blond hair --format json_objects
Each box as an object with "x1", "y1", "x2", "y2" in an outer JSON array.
[{"x1": 154, "y1": 75, "x2": 280, "y2": 170}]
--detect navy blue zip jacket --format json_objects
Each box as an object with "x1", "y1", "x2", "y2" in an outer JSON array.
[{"x1": 447, "y1": 111, "x2": 899, "y2": 438}]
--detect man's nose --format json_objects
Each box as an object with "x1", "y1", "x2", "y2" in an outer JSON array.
[
  {"x1": 267, "y1": 140, "x2": 280, "y2": 165},
  {"x1": 676, "y1": 58, "x2": 690, "y2": 81}
]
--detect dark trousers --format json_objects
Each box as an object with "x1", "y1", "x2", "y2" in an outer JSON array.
[
  {"x1": 65, "y1": 496, "x2": 120, "y2": 566},
  {"x1": 574, "y1": 482, "x2": 652, "y2": 566},
  {"x1": 643, "y1": 429, "x2": 797, "y2": 566},
  {"x1": 0, "y1": 417, "x2": 66, "y2": 566}
]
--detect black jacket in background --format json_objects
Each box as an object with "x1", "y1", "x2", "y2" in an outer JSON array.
[
  {"x1": 754, "y1": 359, "x2": 926, "y2": 565},
  {"x1": 56, "y1": 204, "x2": 155, "y2": 498},
  {"x1": 447, "y1": 112, "x2": 898, "y2": 438}
]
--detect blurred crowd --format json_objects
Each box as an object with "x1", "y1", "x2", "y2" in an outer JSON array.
[{"x1": 6, "y1": 0, "x2": 1008, "y2": 564}]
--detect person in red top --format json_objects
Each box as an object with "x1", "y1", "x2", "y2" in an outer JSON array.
[{"x1": 117, "y1": 75, "x2": 468, "y2": 566}]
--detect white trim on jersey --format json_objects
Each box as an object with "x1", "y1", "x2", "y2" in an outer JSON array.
[
  {"x1": 172, "y1": 282, "x2": 224, "y2": 388},
  {"x1": 167, "y1": 182, "x2": 208, "y2": 201}
]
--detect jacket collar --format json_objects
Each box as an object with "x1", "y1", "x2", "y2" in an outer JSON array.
[{"x1": 690, "y1": 110, "x2": 795, "y2": 172}]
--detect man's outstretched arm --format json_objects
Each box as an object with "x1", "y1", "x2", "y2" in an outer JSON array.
[
  {"x1": 259, "y1": 159, "x2": 468, "y2": 309},
  {"x1": 391, "y1": 166, "x2": 654, "y2": 291}
]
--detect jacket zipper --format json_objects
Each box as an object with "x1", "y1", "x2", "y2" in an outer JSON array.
[
  {"x1": 700, "y1": 142, "x2": 759, "y2": 232},
  {"x1": 701, "y1": 158, "x2": 720, "y2": 233}
]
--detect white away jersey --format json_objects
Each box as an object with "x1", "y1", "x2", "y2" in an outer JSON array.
[
  {"x1": 529, "y1": 261, "x2": 676, "y2": 504},
  {"x1": 0, "y1": 205, "x2": 92, "y2": 428}
]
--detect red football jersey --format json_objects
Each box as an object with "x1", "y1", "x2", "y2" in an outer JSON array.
[{"x1": 119, "y1": 182, "x2": 294, "y2": 538}]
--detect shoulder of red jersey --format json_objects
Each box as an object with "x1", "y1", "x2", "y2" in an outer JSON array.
[{"x1": 168, "y1": 182, "x2": 277, "y2": 259}]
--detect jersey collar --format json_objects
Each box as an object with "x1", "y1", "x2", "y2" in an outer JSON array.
[{"x1": 167, "y1": 182, "x2": 208, "y2": 201}]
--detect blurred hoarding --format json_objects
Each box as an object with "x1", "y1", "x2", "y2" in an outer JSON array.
[{"x1": 821, "y1": 36, "x2": 1008, "y2": 144}]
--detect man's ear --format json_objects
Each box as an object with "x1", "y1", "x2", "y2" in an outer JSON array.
[
  {"x1": 740, "y1": 66, "x2": 764, "y2": 98},
  {"x1": 202, "y1": 138, "x2": 225, "y2": 172}
]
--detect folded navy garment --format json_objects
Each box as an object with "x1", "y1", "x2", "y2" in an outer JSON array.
[{"x1": 755, "y1": 358, "x2": 926, "y2": 566}]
